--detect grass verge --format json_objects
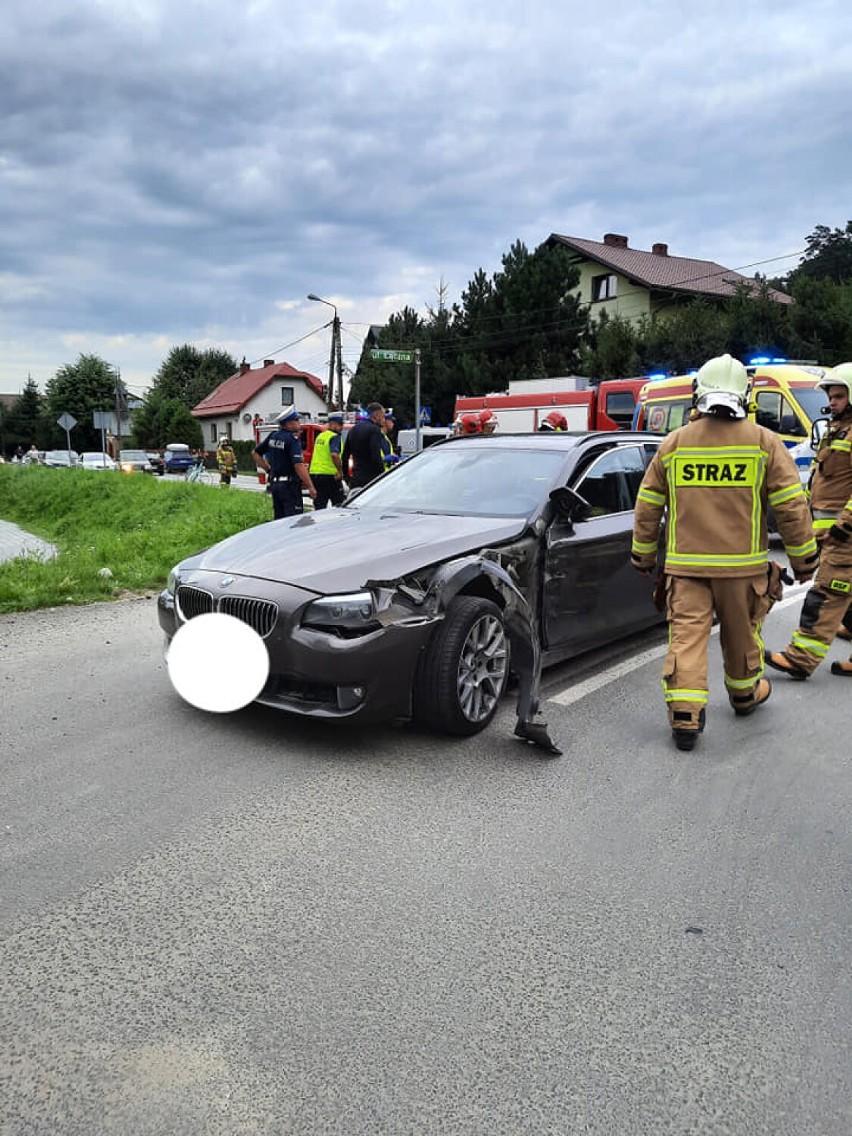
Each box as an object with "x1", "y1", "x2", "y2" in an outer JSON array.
[{"x1": 0, "y1": 466, "x2": 272, "y2": 613}]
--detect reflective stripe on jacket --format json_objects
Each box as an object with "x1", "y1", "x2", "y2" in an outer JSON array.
[
  {"x1": 809, "y1": 414, "x2": 852, "y2": 522},
  {"x1": 632, "y1": 415, "x2": 817, "y2": 578}
]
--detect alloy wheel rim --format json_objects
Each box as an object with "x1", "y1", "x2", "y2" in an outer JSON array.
[{"x1": 456, "y1": 614, "x2": 508, "y2": 723}]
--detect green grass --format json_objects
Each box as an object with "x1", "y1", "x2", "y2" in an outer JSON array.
[{"x1": 0, "y1": 466, "x2": 273, "y2": 613}]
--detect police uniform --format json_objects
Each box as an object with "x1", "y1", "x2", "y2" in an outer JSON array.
[
  {"x1": 767, "y1": 366, "x2": 852, "y2": 678},
  {"x1": 254, "y1": 417, "x2": 306, "y2": 519},
  {"x1": 632, "y1": 355, "x2": 817, "y2": 751},
  {"x1": 309, "y1": 420, "x2": 345, "y2": 509}
]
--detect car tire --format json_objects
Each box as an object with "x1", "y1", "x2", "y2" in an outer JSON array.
[{"x1": 414, "y1": 596, "x2": 509, "y2": 736}]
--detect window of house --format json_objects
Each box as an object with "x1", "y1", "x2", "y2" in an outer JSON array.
[
  {"x1": 281, "y1": 386, "x2": 295, "y2": 405},
  {"x1": 592, "y1": 273, "x2": 617, "y2": 302},
  {"x1": 211, "y1": 424, "x2": 218, "y2": 442}
]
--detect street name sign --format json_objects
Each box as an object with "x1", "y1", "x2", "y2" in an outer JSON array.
[{"x1": 371, "y1": 349, "x2": 413, "y2": 363}]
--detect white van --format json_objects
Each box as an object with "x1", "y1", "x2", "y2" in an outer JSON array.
[{"x1": 397, "y1": 426, "x2": 451, "y2": 458}]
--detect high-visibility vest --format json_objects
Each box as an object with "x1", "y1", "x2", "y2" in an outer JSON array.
[{"x1": 309, "y1": 430, "x2": 340, "y2": 475}]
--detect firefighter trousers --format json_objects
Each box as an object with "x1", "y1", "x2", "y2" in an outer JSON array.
[
  {"x1": 663, "y1": 573, "x2": 772, "y2": 731},
  {"x1": 782, "y1": 539, "x2": 852, "y2": 675}
]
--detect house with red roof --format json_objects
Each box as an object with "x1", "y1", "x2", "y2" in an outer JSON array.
[
  {"x1": 191, "y1": 358, "x2": 327, "y2": 449},
  {"x1": 546, "y1": 232, "x2": 791, "y2": 324}
]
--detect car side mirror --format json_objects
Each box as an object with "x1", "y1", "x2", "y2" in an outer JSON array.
[
  {"x1": 550, "y1": 486, "x2": 593, "y2": 524},
  {"x1": 810, "y1": 417, "x2": 829, "y2": 450}
]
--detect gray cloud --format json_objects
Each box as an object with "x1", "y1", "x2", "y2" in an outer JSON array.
[{"x1": 1, "y1": 0, "x2": 850, "y2": 392}]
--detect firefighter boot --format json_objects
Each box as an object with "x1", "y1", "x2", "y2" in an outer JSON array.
[
  {"x1": 732, "y1": 677, "x2": 773, "y2": 717},
  {"x1": 765, "y1": 651, "x2": 809, "y2": 681},
  {"x1": 672, "y1": 709, "x2": 706, "y2": 753},
  {"x1": 830, "y1": 660, "x2": 852, "y2": 676}
]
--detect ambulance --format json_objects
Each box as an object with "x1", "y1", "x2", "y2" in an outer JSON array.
[{"x1": 633, "y1": 361, "x2": 829, "y2": 478}]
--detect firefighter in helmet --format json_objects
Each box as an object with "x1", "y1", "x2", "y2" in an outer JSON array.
[
  {"x1": 767, "y1": 362, "x2": 852, "y2": 678},
  {"x1": 459, "y1": 412, "x2": 484, "y2": 435},
  {"x1": 539, "y1": 411, "x2": 568, "y2": 432},
  {"x1": 478, "y1": 409, "x2": 498, "y2": 434},
  {"x1": 631, "y1": 354, "x2": 817, "y2": 752}
]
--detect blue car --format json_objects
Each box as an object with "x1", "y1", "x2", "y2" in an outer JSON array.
[{"x1": 162, "y1": 444, "x2": 195, "y2": 473}]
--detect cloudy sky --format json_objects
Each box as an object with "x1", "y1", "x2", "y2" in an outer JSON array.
[{"x1": 1, "y1": 0, "x2": 849, "y2": 398}]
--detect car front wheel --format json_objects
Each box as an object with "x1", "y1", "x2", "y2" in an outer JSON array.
[{"x1": 414, "y1": 596, "x2": 509, "y2": 736}]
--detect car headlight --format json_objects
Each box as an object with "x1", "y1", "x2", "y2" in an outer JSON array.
[
  {"x1": 302, "y1": 591, "x2": 378, "y2": 635},
  {"x1": 167, "y1": 567, "x2": 180, "y2": 596}
]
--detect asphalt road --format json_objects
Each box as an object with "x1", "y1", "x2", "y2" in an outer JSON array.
[{"x1": 2, "y1": 592, "x2": 852, "y2": 1134}]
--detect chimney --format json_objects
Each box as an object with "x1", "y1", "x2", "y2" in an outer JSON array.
[
  {"x1": 239, "y1": 359, "x2": 250, "y2": 375},
  {"x1": 652, "y1": 242, "x2": 669, "y2": 256},
  {"x1": 263, "y1": 359, "x2": 274, "y2": 368},
  {"x1": 603, "y1": 233, "x2": 629, "y2": 248}
]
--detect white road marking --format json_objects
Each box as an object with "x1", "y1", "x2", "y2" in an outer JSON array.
[{"x1": 548, "y1": 582, "x2": 809, "y2": 708}]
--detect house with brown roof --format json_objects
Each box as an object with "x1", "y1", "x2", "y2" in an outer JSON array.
[
  {"x1": 191, "y1": 358, "x2": 327, "y2": 449},
  {"x1": 546, "y1": 232, "x2": 791, "y2": 324}
]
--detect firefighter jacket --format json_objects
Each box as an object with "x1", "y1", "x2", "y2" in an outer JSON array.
[
  {"x1": 631, "y1": 414, "x2": 818, "y2": 579},
  {"x1": 216, "y1": 445, "x2": 237, "y2": 473},
  {"x1": 808, "y1": 410, "x2": 852, "y2": 533}
]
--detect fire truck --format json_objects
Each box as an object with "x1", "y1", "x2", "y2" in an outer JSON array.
[{"x1": 453, "y1": 376, "x2": 646, "y2": 433}]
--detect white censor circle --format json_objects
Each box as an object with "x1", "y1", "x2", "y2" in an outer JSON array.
[{"x1": 167, "y1": 612, "x2": 270, "y2": 713}]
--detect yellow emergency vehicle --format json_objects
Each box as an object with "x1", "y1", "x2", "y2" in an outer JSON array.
[{"x1": 633, "y1": 361, "x2": 829, "y2": 450}]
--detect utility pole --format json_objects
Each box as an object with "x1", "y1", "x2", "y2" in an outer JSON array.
[
  {"x1": 414, "y1": 348, "x2": 422, "y2": 453},
  {"x1": 114, "y1": 366, "x2": 123, "y2": 456},
  {"x1": 334, "y1": 314, "x2": 344, "y2": 410},
  {"x1": 307, "y1": 293, "x2": 341, "y2": 412}
]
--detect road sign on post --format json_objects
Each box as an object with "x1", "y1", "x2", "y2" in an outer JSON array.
[
  {"x1": 370, "y1": 349, "x2": 414, "y2": 363},
  {"x1": 57, "y1": 412, "x2": 77, "y2": 463},
  {"x1": 370, "y1": 347, "x2": 422, "y2": 449}
]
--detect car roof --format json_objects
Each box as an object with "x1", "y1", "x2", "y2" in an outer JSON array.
[{"x1": 441, "y1": 430, "x2": 656, "y2": 451}]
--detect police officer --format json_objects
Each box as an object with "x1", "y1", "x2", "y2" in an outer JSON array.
[
  {"x1": 767, "y1": 363, "x2": 852, "y2": 679},
  {"x1": 341, "y1": 402, "x2": 386, "y2": 489},
  {"x1": 252, "y1": 407, "x2": 317, "y2": 519},
  {"x1": 308, "y1": 412, "x2": 346, "y2": 509},
  {"x1": 379, "y1": 412, "x2": 400, "y2": 470},
  {"x1": 631, "y1": 354, "x2": 817, "y2": 752}
]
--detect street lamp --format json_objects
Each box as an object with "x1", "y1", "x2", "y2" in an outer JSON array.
[{"x1": 307, "y1": 293, "x2": 343, "y2": 412}]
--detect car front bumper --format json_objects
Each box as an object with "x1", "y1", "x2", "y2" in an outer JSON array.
[{"x1": 157, "y1": 573, "x2": 440, "y2": 723}]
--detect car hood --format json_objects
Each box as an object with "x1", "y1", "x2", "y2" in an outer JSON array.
[{"x1": 187, "y1": 509, "x2": 529, "y2": 593}]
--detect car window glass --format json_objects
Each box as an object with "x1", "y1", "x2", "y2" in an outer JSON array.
[
  {"x1": 755, "y1": 391, "x2": 782, "y2": 431},
  {"x1": 573, "y1": 447, "x2": 645, "y2": 515},
  {"x1": 349, "y1": 446, "x2": 568, "y2": 517}
]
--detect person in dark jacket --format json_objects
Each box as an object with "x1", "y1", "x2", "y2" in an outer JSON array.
[
  {"x1": 252, "y1": 407, "x2": 317, "y2": 518},
  {"x1": 341, "y1": 402, "x2": 386, "y2": 489}
]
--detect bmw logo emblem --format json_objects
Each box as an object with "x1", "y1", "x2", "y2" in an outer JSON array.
[{"x1": 221, "y1": 576, "x2": 235, "y2": 587}]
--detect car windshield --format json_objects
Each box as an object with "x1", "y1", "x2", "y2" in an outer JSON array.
[
  {"x1": 120, "y1": 450, "x2": 147, "y2": 461},
  {"x1": 346, "y1": 444, "x2": 569, "y2": 517}
]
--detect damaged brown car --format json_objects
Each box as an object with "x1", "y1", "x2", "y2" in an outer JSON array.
[{"x1": 157, "y1": 431, "x2": 663, "y2": 743}]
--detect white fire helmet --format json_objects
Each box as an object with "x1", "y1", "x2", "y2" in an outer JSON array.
[
  {"x1": 817, "y1": 362, "x2": 852, "y2": 402},
  {"x1": 693, "y1": 354, "x2": 749, "y2": 419}
]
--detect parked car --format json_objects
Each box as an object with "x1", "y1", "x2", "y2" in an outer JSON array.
[
  {"x1": 162, "y1": 443, "x2": 195, "y2": 473},
  {"x1": 43, "y1": 450, "x2": 81, "y2": 468},
  {"x1": 146, "y1": 452, "x2": 165, "y2": 476},
  {"x1": 81, "y1": 451, "x2": 118, "y2": 471},
  {"x1": 119, "y1": 449, "x2": 155, "y2": 474},
  {"x1": 159, "y1": 431, "x2": 664, "y2": 738}
]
